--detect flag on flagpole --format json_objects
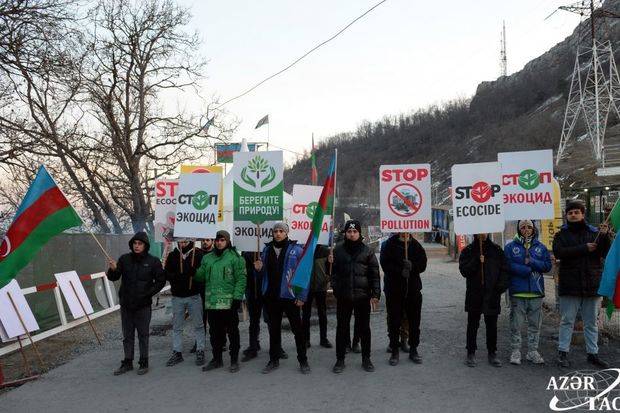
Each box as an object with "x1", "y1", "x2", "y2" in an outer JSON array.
[
  {"x1": 0, "y1": 166, "x2": 83, "y2": 288},
  {"x1": 597, "y1": 199, "x2": 620, "y2": 317},
  {"x1": 255, "y1": 115, "x2": 269, "y2": 129},
  {"x1": 200, "y1": 116, "x2": 215, "y2": 133},
  {"x1": 291, "y1": 151, "x2": 336, "y2": 291},
  {"x1": 311, "y1": 135, "x2": 318, "y2": 185}
]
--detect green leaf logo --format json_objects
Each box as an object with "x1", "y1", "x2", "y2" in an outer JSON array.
[
  {"x1": 306, "y1": 202, "x2": 318, "y2": 219},
  {"x1": 192, "y1": 191, "x2": 210, "y2": 210},
  {"x1": 248, "y1": 156, "x2": 269, "y2": 179},
  {"x1": 518, "y1": 169, "x2": 540, "y2": 190}
]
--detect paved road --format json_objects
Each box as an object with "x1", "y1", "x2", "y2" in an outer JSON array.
[{"x1": 2, "y1": 257, "x2": 619, "y2": 412}]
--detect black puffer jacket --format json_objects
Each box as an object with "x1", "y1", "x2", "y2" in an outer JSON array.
[
  {"x1": 380, "y1": 234, "x2": 427, "y2": 296},
  {"x1": 459, "y1": 237, "x2": 510, "y2": 315},
  {"x1": 552, "y1": 221, "x2": 611, "y2": 297},
  {"x1": 106, "y1": 232, "x2": 166, "y2": 310},
  {"x1": 164, "y1": 242, "x2": 204, "y2": 297},
  {"x1": 331, "y1": 240, "x2": 381, "y2": 302}
]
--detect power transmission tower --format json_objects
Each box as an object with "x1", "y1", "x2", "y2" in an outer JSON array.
[
  {"x1": 554, "y1": 0, "x2": 620, "y2": 175},
  {"x1": 500, "y1": 20, "x2": 507, "y2": 77}
]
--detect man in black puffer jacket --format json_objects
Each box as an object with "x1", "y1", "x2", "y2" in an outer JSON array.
[
  {"x1": 329, "y1": 220, "x2": 380, "y2": 373},
  {"x1": 380, "y1": 233, "x2": 427, "y2": 366},
  {"x1": 553, "y1": 200, "x2": 611, "y2": 369},
  {"x1": 459, "y1": 234, "x2": 510, "y2": 368},
  {"x1": 107, "y1": 232, "x2": 166, "y2": 376}
]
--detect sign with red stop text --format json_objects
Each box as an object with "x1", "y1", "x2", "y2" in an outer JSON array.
[
  {"x1": 379, "y1": 164, "x2": 432, "y2": 233},
  {"x1": 289, "y1": 185, "x2": 332, "y2": 245}
]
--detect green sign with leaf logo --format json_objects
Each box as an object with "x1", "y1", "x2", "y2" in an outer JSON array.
[
  {"x1": 518, "y1": 169, "x2": 540, "y2": 190},
  {"x1": 233, "y1": 151, "x2": 284, "y2": 225}
]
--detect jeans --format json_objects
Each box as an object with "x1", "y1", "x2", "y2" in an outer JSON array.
[
  {"x1": 302, "y1": 291, "x2": 328, "y2": 343},
  {"x1": 336, "y1": 299, "x2": 371, "y2": 360},
  {"x1": 509, "y1": 296, "x2": 543, "y2": 352},
  {"x1": 207, "y1": 309, "x2": 240, "y2": 361},
  {"x1": 264, "y1": 299, "x2": 307, "y2": 363},
  {"x1": 386, "y1": 291, "x2": 422, "y2": 351},
  {"x1": 558, "y1": 296, "x2": 602, "y2": 354},
  {"x1": 172, "y1": 295, "x2": 205, "y2": 353},
  {"x1": 466, "y1": 312, "x2": 498, "y2": 354},
  {"x1": 121, "y1": 305, "x2": 151, "y2": 361}
]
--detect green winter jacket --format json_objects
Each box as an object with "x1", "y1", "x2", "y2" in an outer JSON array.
[{"x1": 195, "y1": 247, "x2": 247, "y2": 310}]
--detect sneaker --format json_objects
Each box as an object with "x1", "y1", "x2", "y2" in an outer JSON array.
[
  {"x1": 509, "y1": 350, "x2": 521, "y2": 365},
  {"x1": 400, "y1": 342, "x2": 410, "y2": 353},
  {"x1": 526, "y1": 350, "x2": 545, "y2": 365},
  {"x1": 320, "y1": 339, "x2": 333, "y2": 349},
  {"x1": 202, "y1": 358, "x2": 223, "y2": 372},
  {"x1": 362, "y1": 358, "x2": 375, "y2": 372},
  {"x1": 389, "y1": 351, "x2": 399, "y2": 366},
  {"x1": 587, "y1": 354, "x2": 609, "y2": 369},
  {"x1": 195, "y1": 350, "x2": 205, "y2": 366},
  {"x1": 166, "y1": 351, "x2": 183, "y2": 367},
  {"x1": 279, "y1": 349, "x2": 289, "y2": 360},
  {"x1": 137, "y1": 359, "x2": 149, "y2": 375},
  {"x1": 409, "y1": 349, "x2": 422, "y2": 364},
  {"x1": 351, "y1": 342, "x2": 361, "y2": 354},
  {"x1": 557, "y1": 351, "x2": 570, "y2": 368},
  {"x1": 299, "y1": 361, "x2": 311, "y2": 374},
  {"x1": 241, "y1": 350, "x2": 258, "y2": 362},
  {"x1": 332, "y1": 359, "x2": 345, "y2": 374},
  {"x1": 465, "y1": 353, "x2": 476, "y2": 367},
  {"x1": 229, "y1": 362, "x2": 240, "y2": 373},
  {"x1": 262, "y1": 360, "x2": 279, "y2": 374},
  {"x1": 488, "y1": 352, "x2": 502, "y2": 367},
  {"x1": 113, "y1": 359, "x2": 133, "y2": 376}
]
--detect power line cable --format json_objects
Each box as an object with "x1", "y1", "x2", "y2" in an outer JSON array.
[{"x1": 216, "y1": 0, "x2": 388, "y2": 109}]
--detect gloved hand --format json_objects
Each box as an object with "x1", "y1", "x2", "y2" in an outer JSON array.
[
  {"x1": 402, "y1": 260, "x2": 412, "y2": 271},
  {"x1": 401, "y1": 268, "x2": 410, "y2": 279},
  {"x1": 231, "y1": 299, "x2": 242, "y2": 312}
]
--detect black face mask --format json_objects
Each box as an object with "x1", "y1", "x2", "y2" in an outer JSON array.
[
  {"x1": 567, "y1": 220, "x2": 586, "y2": 232},
  {"x1": 273, "y1": 237, "x2": 289, "y2": 249},
  {"x1": 344, "y1": 237, "x2": 363, "y2": 253}
]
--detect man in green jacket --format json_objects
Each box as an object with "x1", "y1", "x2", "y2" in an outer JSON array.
[{"x1": 195, "y1": 230, "x2": 247, "y2": 373}]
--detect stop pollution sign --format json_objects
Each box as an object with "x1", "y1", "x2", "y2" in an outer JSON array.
[{"x1": 379, "y1": 164, "x2": 432, "y2": 233}]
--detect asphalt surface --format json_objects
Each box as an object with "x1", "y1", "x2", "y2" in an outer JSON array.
[{"x1": 2, "y1": 256, "x2": 620, "y2": 413}]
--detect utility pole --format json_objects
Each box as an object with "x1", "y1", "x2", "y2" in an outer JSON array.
[{"x1": 500, "y1": 20, "x2": 507, "y2": 77}]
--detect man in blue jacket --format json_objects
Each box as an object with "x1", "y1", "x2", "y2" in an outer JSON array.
[
  {"x1": 254, "y1": 222, "x2": 310, "y2": 374},
  {"x1": 504, "y1": 220, "x2": 552, "y2": 366}
]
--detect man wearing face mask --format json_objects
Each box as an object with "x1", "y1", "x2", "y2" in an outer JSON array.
[
  {"x1": 504, "y1": 220, "x2": 552, "y2": 366},
  {"x1": 195, "y1": 230, "x2": 246, "y2": 373},
  {"x1": 106, "y1": 231, "x2": 166, "y2": 376},
  {"x1": 254, "y1": 222, "x2": 310, "y2": 374},
  {"x1": 329, "y1": 220, "x2": 381, "y2": 374},
  {"x1": 553, "y1": 200, "x2": 611, "y2": 368}
]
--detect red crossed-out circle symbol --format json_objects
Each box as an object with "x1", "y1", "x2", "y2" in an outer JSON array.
[
  {"x1": 471, "y1": 181, "x2": 493, "y2": 203},
  {"x1": 388, "y1": 183, "x2": 422, "y2": 217}
]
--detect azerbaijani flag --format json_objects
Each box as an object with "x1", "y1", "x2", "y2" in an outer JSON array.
[
  {"x1": 597, "y1": 200, "x2": 620, "y2": 318},
  {"x1": 291, "y1": 151, "x2": 336, "y2": 291},
  {"x1": 0, "y1": 166, "x2": 82, "y2": 288}
]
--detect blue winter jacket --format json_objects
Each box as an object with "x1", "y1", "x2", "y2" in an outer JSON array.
[
  {"x1": 504, "y1": 235, "x2": 552, "y2": 297},
  {"x1": 255, "y1": 241, "x2": 308, "y2": 302}
]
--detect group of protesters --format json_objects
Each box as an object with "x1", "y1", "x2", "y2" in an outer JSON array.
[{"x1": 105, "y1": 198, "x2": 612, "y2": 375}]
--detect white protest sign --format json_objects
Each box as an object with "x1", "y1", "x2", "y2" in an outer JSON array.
[
  {"x1": 174, "y1": 172, "x2": 221, "y2": 239},
  {"x1": 451, "y1": 162, "x2": 504, "y2": 235},
  {"x1": 232, "y1": 221, "x2": 276, "y2": 252},
  {"x1": 54, "y1": 271, "x2": 94, "y2": 319},
  {"x1": 153, "y1": 179, "x2": 178, "y2": 242},
  {"x1": 0, "y1": 321, "x2": 15, "y2": 343},
  {"x1": 233, "y1": 151, "x2": 283, "y2": 224},
  {"x1": 289, "y1": 185, "x2": 332, "y2": 244},
  {"x1": 498, "y1": 149, "x2": 554, "y2": 220},
  {"x1": 0, "y1": 279, "x2": 39, "y2": 339},
  {"x1": 379, "y1": 164, "x2": 432, "y2": 233}
]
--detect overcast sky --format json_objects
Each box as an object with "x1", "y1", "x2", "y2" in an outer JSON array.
[{"x1": 179, "y1": 0, "x2": 582, "y2": 164}]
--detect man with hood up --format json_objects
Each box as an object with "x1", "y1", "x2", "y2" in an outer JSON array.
[
  {"x1": 504, "y1": 220, "x2": 552, "y2": 365},
  {"x1": 107, "y1": 231, "x2": 166, "y2": 375}
]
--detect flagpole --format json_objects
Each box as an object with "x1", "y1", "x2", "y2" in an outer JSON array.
[
  {"x1": 329, "y1": 149, "x2": 338, "y2": 276},
  {"x1": 594, "y1": 197, "x2": 619, "y2": 243}
]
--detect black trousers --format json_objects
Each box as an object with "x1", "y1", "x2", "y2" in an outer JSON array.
[
  {"x1": 246, "y1": 291, "x2": 264, "y2": 350},
  {"x1": 121, "y1": 305, "x2": 152, "y2": 361},
  {"x1": 264, "y1": 299, "x2": 307, "y2": 363},
  {"x1": 336, "y1": 299, "x2": 371, "y2": 360},
  {"x1": 466, "y1": 312, "x2": 498, "y2": 354},
  {"x1": 302, "y1": 291, "x2": 328, "y2": 343},
  {"x1": 386, "y1": 291, "x2": 422, "y2": 351},
  {"x1": 207, "y1": 309, "x2": 240, "y2": 361}
]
